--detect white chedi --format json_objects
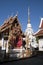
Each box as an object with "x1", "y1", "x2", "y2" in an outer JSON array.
[
  {"x1": 25, "y1": 8, "x2": 38, "y2": 49},
  {"x1": 25, "y1": 21, "x2": 34, "y2": 48},
  {"x1": 25, "y1": 21, "x2": 33, "y2": 41}
]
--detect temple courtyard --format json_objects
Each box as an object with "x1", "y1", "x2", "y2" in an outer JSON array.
[{"x1": 0, "y1": 51, "x2": 43, "y2": 65}]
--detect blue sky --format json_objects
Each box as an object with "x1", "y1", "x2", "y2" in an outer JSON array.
[{"x1": 0, "y1": 0, "x2": 43, "y2": 33}]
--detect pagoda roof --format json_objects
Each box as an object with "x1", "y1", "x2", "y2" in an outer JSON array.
[
  {"x1": 35, "y1": 18, "x2": 43, "y2": 36},
  {"x1": 39, "y1": 18, "x2": 43, "y2": 29},
  {"x1": 34, "y1": 29, "x2": 43, "y2": 36},
  {"x1": 0, "y1": 15, "x2": 19, "y2": 32}
]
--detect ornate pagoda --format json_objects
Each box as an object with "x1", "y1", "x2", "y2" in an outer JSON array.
[
  {"x1": 0, "y1": 14, "x2": 23, "y2": 53},
  {"x1": 25, "y1": 8, "x2": 33, "y2": 49},
  {"x1": 25, "y1": 8, "x2": 38, "y2": 50}
]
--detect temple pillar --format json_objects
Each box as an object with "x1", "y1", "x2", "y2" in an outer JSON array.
[
  {"x1": 6, "y1": 40, "x2": 8, "y2": 53},
  {"x1": 1, "y1": 37, "x2": 4, "y2": 50}
]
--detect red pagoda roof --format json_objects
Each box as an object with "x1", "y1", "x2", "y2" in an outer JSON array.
[
  {"x1": 35, "y1": 29, "x2": 43, "y2": 36},
  {"x1": 35, "y1": 18, "x2": 43, "y2": 36}
]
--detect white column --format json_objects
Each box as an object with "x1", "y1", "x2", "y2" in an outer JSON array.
[
  {"x1": 39, "y1": 39, "x2": 43, "y2": 51},
  {"x1": 2, "y1": 37, "x2": 4, "y2": 50},
  {"x1": 6, "y1": 40, "x2": 8, "y2": 53}
]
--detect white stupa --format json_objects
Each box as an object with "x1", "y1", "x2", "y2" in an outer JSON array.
[
  {"x1": 25, "y1": 8, "x2": 38, "y2": 49},
  {"x1": 25, "y1": 8, "x2": 33, "y2": 41}
]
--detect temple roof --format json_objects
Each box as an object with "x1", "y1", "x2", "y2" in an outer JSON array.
[
  {"x1": 39, "y1": 18, "x2": 43, "y2": 29},
  {"x1": 0, "y1": 15, "x2": 19, "y2": 32},
  {"x1": 34, "y1": 29, "x2": 43, "y2": 36},
  {"x1": 35, "y1": 18, "x2": 43, "y2": 36}
]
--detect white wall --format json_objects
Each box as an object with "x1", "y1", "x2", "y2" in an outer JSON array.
[
  {"x1": 0, "y1": 39, "x2": 2, "y2": 47},
  {"x1": 39, "y1": 39, "x2": 43, "y2": 51}
]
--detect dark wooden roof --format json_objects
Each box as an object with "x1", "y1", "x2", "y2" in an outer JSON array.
[{"x1": 0, "y1": 15, "x2": 19, "y2": 32}]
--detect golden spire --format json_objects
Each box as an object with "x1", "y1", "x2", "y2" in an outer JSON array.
[{"x1": 28, "y1": 8, "x2": 30, "y2": 23}]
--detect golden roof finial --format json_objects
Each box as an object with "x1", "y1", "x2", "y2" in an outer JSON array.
[{"x1": 15, "y1": 11, "x2": 18, "y2": 17}]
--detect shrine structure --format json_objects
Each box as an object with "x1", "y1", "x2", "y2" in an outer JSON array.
[
  {"x1": 0, "y1": 14, "x2": 23, "y2": 53},
  {"x1": 35, "y1": 18, "x2": 43, "y2": 51}
]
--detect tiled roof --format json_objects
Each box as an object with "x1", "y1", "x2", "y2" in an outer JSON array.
[
  {"x1": 35, "y1": 18, "x2": 43, "y2": 36},
  {"x1": 0, "y1": 15, "x2": 18, "y2": 31},
  {"x1": 35, "y1": 29, "x2": 43, "y2": 36}
]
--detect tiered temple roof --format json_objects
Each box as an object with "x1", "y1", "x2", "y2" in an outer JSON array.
[
  {"x1": 0, "y1": 15, "x2": 21, "y2": 32},
  {"x1": 35, "y1": 18, "x2": 43, "y2": 36}
]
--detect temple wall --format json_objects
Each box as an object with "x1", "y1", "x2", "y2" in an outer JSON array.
[
  {"x1": 0, "y1": 38, "x2": 8, "y2": 51},
  {"x1": 39, "y1": 39, "x2": 43, "y2": 51},
  {"x1": 0, "y1": 39, "x2": 2, "y2": 47}
]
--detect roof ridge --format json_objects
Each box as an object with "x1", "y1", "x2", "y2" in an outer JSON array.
[{"x1": 39, "y1": 18, "x2": 43, "y2": 29}]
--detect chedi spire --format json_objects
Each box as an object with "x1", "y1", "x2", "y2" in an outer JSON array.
[{"x1": 28, "y1": 8, "x2": 30, "y2": 23}]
